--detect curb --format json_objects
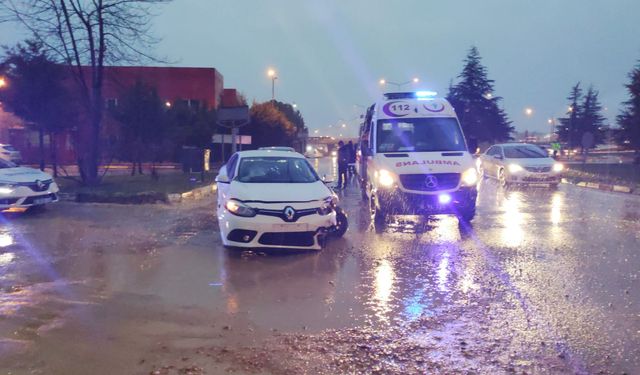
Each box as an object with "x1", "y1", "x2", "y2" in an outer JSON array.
[
  {"x1": 563, "y1": 179, "x2": 637, "y2": 195},
  {"x1": 168, "y1": 184, "x2": 217, "y2": 204},
  {"x1": 59, "y1": 183, "x2": 217, "y2": 204}
]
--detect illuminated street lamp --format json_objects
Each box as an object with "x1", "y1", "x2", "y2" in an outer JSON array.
[
  {"x1": 524, "y1": 107, "x2": 534, "y2": 116},
  {"x1": 379, "y1": 77, "x2": 420, "y2": 90},
  {"x1": 267, "y1": 68, "x2": 278, "y2": 101},
  {"x1": 165, "y1": 101, "x2": 171, "y2": 108},
  {"x1": 0, "y1": 77, "x2": 6, "y2": 89}
]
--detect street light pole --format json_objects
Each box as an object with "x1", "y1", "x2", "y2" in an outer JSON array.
[{"x1": 267, "y1": 69, "x2": 277, "y2": 101}]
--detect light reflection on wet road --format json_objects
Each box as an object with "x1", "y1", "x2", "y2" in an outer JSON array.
[{"x1": 0, "y1": 157, "x2": 638, "y2": 374}]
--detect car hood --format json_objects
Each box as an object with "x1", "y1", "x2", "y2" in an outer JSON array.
[
  {"x1": 230, "y1": 180, "x2": 332, "y2": 202},
  {"x1": 0, "y1": 167, "x2": 53, "y2": 183},
  {"x1": 504, "y1": 157, "x2": 555, "y2": 166}
]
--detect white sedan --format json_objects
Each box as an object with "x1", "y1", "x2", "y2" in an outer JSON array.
[
  {"x1": 478, "y1": 143, "x2": 564, "y2": 188},
  {"x1": 0, "y1": 159, "x2": 60, "y2": 212},
  {"x1": 216, "y1": 149, "x2": 347, "y2": 250}
]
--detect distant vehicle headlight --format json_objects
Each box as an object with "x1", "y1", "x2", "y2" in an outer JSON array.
[
  {"x1": 508, "y1": 164, "x2": 524, "y2": 173},
  {"x1": 553, "y1": 163, "x2": 564, "y2": 172},
  {"x1": 461, "y1": 168, "x2": 478, "y2": 186},
  {"x1": 225, "y1": 200, "x2": 256, "y2": 217},
  {"x1": 377, "y1": 169, "x2": 395, "y2": 187}
]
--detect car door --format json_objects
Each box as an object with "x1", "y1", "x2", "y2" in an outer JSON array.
[
  {"x1": 482, "y1": 147, "x2": 495, "y2": 176},
  {"x1": 217, "y1": 153, "x2": 238, "y2": 208}
]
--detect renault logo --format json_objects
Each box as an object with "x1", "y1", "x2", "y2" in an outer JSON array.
[
  {"x1": 283, "y1": 206, "x2": 296, "y2": 221},
  {"x1": 424, "y1": 175, "x2": 438, "y2": 188}
]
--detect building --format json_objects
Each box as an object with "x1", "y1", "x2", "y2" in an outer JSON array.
[{"x1": 3, "y1": 66, "x2": 234, "y2": 164}]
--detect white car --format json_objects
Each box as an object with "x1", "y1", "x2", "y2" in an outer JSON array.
[
  {"x1": 478, "y1": 143, "x2": 564, "y2": 187},
  {"x1": 0, "y1": 144, "x2": 22, "y2": 164},
  {"x1": 215, "y1": 149, "x2": 347, "y2": 250},
  {"x1": 0, "y1": 159, "x2": 60, "y2": 211}
]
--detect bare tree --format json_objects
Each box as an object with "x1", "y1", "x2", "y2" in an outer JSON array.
[{"x1": 1, "y1": 0, "x2": 170, "y2": 185}]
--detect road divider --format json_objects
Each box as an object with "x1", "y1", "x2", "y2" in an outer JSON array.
[{"x1": 61, "y1": 183, "x2": 217, "y2": 204}]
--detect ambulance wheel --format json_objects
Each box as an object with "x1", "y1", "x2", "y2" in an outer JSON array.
[{"x1": 371, "y1": 195, "x2": 387, "y2": 231}]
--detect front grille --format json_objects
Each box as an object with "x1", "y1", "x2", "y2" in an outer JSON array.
[
  {"x1": 0, "y1": 198, "x2": 20, "y2": 205},
  {"x1": 258, "y1": 231, "x2": 317, "y2": 247},
  {"x1": 399, "y1": 173, "x2": 460, "y2": 191},
  {"x1": 22, "y1": 193, "x2": 58, "y2": 205},
  {"x1": 524, "y1": 166, "x2": 551, "y2": 173},
  {"x1": 523, "y1": 176, "x2": 557, "y2": 182},
  {"x1": 255, "y1": 207, "x2": 318, "y2": 222}
]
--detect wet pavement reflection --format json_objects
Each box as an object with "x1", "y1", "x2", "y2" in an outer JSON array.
[{"x1": 0, "y1": 157, "x2": 638, "y2": 374}]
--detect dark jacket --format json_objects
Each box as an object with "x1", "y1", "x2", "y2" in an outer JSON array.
[{"x1": 337, "y1": 145, "x2": 350, "y2": 166}]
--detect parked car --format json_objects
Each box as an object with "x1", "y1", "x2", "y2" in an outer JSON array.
[
  {"x1": 216, "y1": 149, "x2": 348, "y2": 250},
  {"x1": 0, "y1": 158, "x2": 59, "y2": 212},
  {"x1": 477, "y1": 143, "x2": 564, "y2": 188},
  {"x1": 0, "y1": 144, "x2": 22, "y2": 164}
]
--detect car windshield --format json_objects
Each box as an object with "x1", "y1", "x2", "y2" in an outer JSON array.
[
  {"x1": 504, "y1": 145, "x2": 548, "y2": 158},
  {"x1": 376, "y1": 118, "x2": 466, "y2": 152},
  {"x1": 236, "y1": 156, "x2": 319, "y2": 183},
  {"x1": 0, "y1": 158, "x2": 17, "y2": 168}
]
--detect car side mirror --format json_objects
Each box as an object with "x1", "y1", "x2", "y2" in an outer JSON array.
[
  {"x1": 322, "y1": 174, "x2": 334, "y2": 184},
  {"x1": 467, "y1": 138, "x2": 478, "y2": 154},
  {"x1": 216, "y1": 166, "x2": 230, "y2": 183}
]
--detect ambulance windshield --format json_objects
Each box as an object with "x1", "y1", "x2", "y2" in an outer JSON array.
[{"x1": 376, "y1": 118, "x2": 466, "y2": 152}]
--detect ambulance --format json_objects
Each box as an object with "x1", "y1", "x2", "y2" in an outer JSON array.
[{"x1": 357, "y1": 91, "x2": 479, "y2": 228}]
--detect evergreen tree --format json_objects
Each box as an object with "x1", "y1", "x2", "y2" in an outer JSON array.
[
  {"x1": 617, "y1": 60, "x2": 640, "y2": 160},
  {"x1": 447, "y1": 46, "x2": 513, "y2": 143},
  {"x1": 557, "y1": 83, "x2": 606, "y2": 149},
  {"x1": 0, "y1": 40, "x2": 75, "y2": 173},
  {"x1": 580, "y1": 86, "x2": 606, "y2": 148}
]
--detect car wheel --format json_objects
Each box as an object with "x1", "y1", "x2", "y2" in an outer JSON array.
[
  {"x1": 331, "y1": 207, "x2": 349, "y2": 238},
  {"x1": 498, "y1": 168, "x2": 509, "y2": 188}
]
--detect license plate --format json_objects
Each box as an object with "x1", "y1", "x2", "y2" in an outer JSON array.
[
  {"x1": 272, "y1": 223, "x2": 309, "y2": 231},
  {"x1": 33, "y1": 197, "x2": 53, "y2": 205}
]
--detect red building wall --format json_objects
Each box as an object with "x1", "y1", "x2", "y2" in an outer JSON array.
[{"x1": 13, "y1": 66, "x2": 226, "y2": 164}]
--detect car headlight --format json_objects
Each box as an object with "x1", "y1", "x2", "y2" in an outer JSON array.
[
  {"x1": 225, "y1": 200, "x2": 256, "y2": 217},
  {"x1": 461, "y1": 168, "x2": 478, "y2": 186},
  {"x1": 553, "y1": 163, "x2": 564, "y2": 172},
  {"x1": 0, "y1": 184, "x2": 15, "y2": 195},
  {"x1": 508, "y1": 164, "x2": 524, "y2": 173},
  {"x1": 377, "y1": 169, "x2": 395, "y2": 187},
  {"x1": 318, "y1": 196, "x2": 336, "y2": 215}
]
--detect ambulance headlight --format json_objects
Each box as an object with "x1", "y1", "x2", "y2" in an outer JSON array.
[
  {"x1": 553, "y1": 163, "x2": 564, "y2": 172},
  {"x1": 377, "y1": 169, "x2": 395, "y2": 187},
  {"x1": 508, "y1": 164, "x2": 524, "y2": 173},
  {"x1": 461, "y1": 168, "x2": 478, "y2": 186}
]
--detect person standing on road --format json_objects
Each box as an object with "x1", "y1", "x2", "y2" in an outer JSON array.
[
  {"x1": 347, "y1": 140, "x2": 356, "y2": 176},
  {"x1": 336, "y1": 141, "x2": 349, "y2": 189}
]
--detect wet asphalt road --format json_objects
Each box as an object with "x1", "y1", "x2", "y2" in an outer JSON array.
[{"x1": 0, "y1": 157, "x2": 639, "y2": 374}]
